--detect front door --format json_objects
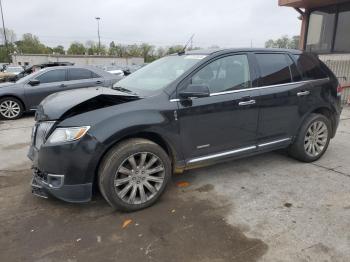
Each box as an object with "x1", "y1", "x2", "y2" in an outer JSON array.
[
  {"x1": 24, "y1": 68, "x2": 67, "y2": 109},
  {"x1": 177, "y1": 54, "x2": 260, "y2": 162}
]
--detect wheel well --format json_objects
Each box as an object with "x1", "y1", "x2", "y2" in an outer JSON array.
[
  {"x1": 311, "y1": 107, "x2": 335, "y2": 135},
  {"x1": 0, "y1": 95, "x2": 26, "y2": 111},
  {"x1": 93, "y1": 131, "x2": 177, "y2": 190}
]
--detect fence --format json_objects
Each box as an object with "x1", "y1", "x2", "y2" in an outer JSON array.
[{"x1": 319, "y1": 54, "x2": 350, "y2": 104}]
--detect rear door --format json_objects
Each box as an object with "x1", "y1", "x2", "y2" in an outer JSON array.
[
  {"x1": 65, "y1": 68, "x2": 104, "y2": 90},
  {"x1": 253, "y1": 52, "x2": 310, "y2": 148},
  {"x1": 24, "y1": 68, "x2": 67, "y2": 109},
  {"x1": 177, "y1": 53, "x2": 260, "y2": 162}
]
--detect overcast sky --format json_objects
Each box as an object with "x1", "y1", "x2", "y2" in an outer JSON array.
[{"x1": 2, "y1": 0, "x2": 301, "y2": 48}]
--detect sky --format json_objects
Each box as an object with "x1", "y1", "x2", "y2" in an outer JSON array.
[{"x1": 2, "y1": 0, "x2": 301, "y2": 48}]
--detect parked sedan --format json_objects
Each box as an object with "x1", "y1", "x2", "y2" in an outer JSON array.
[{"x1": 0, "y1": 66, "x2": 122, "y2": 119}]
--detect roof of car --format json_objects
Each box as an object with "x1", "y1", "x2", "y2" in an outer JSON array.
[{"x1": 184, "y1": 48, "x2": 302, "y2": 56}]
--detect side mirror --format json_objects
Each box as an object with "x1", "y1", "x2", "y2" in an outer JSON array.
[
  {"x1": 179, "y1": 84, "x2": 210, "y2": 99},
  {"x1": 28, "y1": 79, "x2": 40, "y2": 86}
]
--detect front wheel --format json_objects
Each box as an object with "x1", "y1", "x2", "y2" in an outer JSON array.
[
  {"x1": 288, "y1": 114, "x2": 331, "y2": 162},
  {"x1": 98, "y1": 138, "x2": 171, "y2": 211}
]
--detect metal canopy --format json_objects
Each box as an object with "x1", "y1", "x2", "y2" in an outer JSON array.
[{"x1": 279, "y1": 0, "x2": 350, "y2": 9}]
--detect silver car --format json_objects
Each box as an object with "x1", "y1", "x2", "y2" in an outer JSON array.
[{"x1": 0, "y1": 65, "x2": 123, "y2": 120}]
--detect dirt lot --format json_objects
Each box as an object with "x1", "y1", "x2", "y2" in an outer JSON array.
[{"x1": 1, "y1": 108, "x2": 350, "y2": 262}]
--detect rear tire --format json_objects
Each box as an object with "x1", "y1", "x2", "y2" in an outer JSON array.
[
  {"x1": 288, "y1": 114, "x2": 331, "y2": 162},
  {"x1": 98, "y1": 138, "x2": 171, "y2": 212},
  {"x1": 0, "y1": 97, "x2": 24, "y2": 120}
]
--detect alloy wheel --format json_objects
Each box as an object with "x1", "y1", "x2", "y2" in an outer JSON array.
[
  {"x1": 114, "y1": 152, "x2": 165, "y2": 205},
  {"x1": 0, "y1": 100, "x2": 21, "y2": 119},
  {"x1": 304, "y1": 121, "x2": 328, "y2": 157}
]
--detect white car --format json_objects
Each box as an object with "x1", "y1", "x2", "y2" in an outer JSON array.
[{"x1": 103, "y1": 66, "x2": 124, "y2": 77}]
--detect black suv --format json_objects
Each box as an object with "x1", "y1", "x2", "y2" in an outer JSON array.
[{"x1": 28, "y1": 48, "x2": 342, "y2": 211}]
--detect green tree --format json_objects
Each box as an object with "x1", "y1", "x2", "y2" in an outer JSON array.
[
  {"x1": 140, "y1": 43, "x2": 154, "y2": 62},
  {"x1": 67, "y1": 42, "x2": 86, "y2": 55},
  {"x1": 265, "y1": 35, "x2": 300, "y2": 49},
  {"x1": 167, "y1": 45, "x2": 184, "y2": 55},
  {"x1": 52, "y1": 45, "x2": 65, "y2": 55},
  {"x1": 15, "y1": 33, "x2": 48, "y2": 54}
]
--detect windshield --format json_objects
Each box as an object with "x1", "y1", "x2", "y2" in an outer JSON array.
[{"x1": 114, "y1": 54, "x2": 206, "y2": 95}]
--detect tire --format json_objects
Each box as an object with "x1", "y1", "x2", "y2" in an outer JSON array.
[
  {"x1": 98, "y1": 138, "x2": 171, "y2": 212},
  {"x1": 0, "y1": 97, "x2": 24, "y2": 120},
  {"x1": 288, "y1": 113, "x2": 331, "y2": 162}
]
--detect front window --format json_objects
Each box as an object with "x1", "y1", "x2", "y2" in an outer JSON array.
[
  {"x1": 191, "y1": 54, "x2": 251, "y2": 93},
  {"x1": 114, "y1": 55, "x2": 206, "y2": 95}
]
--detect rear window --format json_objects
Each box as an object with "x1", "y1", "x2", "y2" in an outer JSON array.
[
  {"x1": 68, "y1": 68, "x2": 99, "y2": 81},
  {"x1": 256, "y1": 53, "x2": 292, "y2": 86},
  {"x1": 293, "y1": 54, "x2": 328, "y2": 80}
]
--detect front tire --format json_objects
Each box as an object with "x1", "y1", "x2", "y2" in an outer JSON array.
[
  {"x1": 0, "y1": 97, "x2": 24, "y2": 120},
  {"x1": 98, "y1": 138, "x2": 171, "y2": 212},
  {"x1": 288, "y1": 114, "x2": 331, "y2": 162}
]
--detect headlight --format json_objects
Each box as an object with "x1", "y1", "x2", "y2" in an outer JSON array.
[{"x1": 46, "y1": 126, "x2": 90, "y2": 144}]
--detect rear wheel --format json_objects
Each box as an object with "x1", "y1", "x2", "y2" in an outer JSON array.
[
  {"x1": 98, "y1": 138, "x2": 171, "y2": 211},
  {"x1": 288, "y1": 114, "x2": 331, "y2": 162},
  {"x1": 0, "y1": 97, "x2": 24, "y2": 120}
]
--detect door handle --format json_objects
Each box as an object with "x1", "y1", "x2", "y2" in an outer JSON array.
[
  {"x1": 297, "y1": 91, "x2": 310, "y2": 97},
  {"x1": 238, "y1": 100, "x2": 256, "y2": 106},
  {"x1": 60, "y1": 84, "x2": 66, "y2": 88},
  {"x1": 96, "y1": 81, "x2": 103, "y2": 84}
]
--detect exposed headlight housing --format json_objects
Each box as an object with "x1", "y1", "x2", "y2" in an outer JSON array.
[{"x1": 46, "y1": 126, "x2": 90, "y2": 144}]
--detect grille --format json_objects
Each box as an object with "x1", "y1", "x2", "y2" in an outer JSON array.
[{"x1": 34, "y1": 121, "x2": 55, "y2": 149}]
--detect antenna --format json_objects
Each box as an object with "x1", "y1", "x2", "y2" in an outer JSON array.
[{"x1": 179, "y1": 34, "x2": 195, "y2": 54}]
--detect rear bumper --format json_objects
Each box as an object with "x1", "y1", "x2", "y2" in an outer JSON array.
[{"x1": 28, "y1": 133, "x2": 106, "y2": 203}]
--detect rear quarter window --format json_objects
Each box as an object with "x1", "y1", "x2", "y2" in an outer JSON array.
[{"x1": 293, "y1": 54, "x2": 328, "y2": 80}]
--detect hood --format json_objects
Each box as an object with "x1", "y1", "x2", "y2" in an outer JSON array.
[
  {"x1": 0, "y1": 82, "x2": 16, "y2": 89},
  {"x1": 36, "y1": 86, "x2": 140, "y2": 121}
]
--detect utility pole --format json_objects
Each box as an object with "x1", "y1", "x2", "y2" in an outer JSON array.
[
  {"x1": 95, "y1": 17, "x2": 101, "y2": 55},
  {"x1": 0, "y1": 0, "x2": 9, "y2": 62}
]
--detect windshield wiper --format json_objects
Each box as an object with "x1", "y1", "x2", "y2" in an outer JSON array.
[{"x1": 112, "y1": 86, "x2": 137, "y2": 95}]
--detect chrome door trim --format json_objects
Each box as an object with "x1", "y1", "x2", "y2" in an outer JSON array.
[
  {"x1": 258, "y1": 138, "x2": 291, "y2": 148},
  {"x1": 187, "y1": 145, "x2": 256, "y2": 164},
  {"x1": 170, "y1": 78, "x2": 329, "y2": 101}
]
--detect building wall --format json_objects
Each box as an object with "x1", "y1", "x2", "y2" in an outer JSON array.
[{"x1": 11, "y1": 54, "x2": 144, "y2": 67}]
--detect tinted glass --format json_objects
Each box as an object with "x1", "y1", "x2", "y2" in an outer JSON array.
[
  {"x1": 192, "y1": 55, "x2": 251, "y2": 93},
  {"x1": 68, "y1": 68, "x2": 95, "y2": 80},
  {"x1": 294, "y1": 54, "x2": 328, "y2": 80},
  {"x1": 334, "y1": 3, "x2": 350, "y2": 52},
  {"x1": 306, "y1": 7, "x2": 336, "y2": 53},
  {"x1": 256, "y1": 53, "x2": 292, "y2": 86},
  {"x1": 36, "y1": 69, "x2": 66, "y2": 84},
  {"x1": 288, "y1": 55, "x2": 302, "y2": 82}
]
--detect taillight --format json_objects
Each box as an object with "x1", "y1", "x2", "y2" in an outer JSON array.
[{"x1": 337, "y1": 84, "x2": 343, "y2": 96}]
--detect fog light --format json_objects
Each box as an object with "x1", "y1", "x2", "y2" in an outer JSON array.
[{"x1": 47, "y1": 174, "x2": 64, "y2": 188}]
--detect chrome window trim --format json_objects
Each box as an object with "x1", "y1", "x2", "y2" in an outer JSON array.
[
  {"x1": 169, "y1": 78, "x2": 329, "y2": 101},
  {"x1": 209, "y1": 78, "x2": 329, "y2": 97},
  {"x1": 187, "y1": 145, "x2": 256, "y2": 164},
  {"x1": 258, "y1": 138, "x2": 291, "y2": 148}
]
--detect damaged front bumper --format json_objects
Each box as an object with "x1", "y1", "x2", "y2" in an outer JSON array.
[{"x1": 27, "y1": 131, "x2": 105, "y2": 203}]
